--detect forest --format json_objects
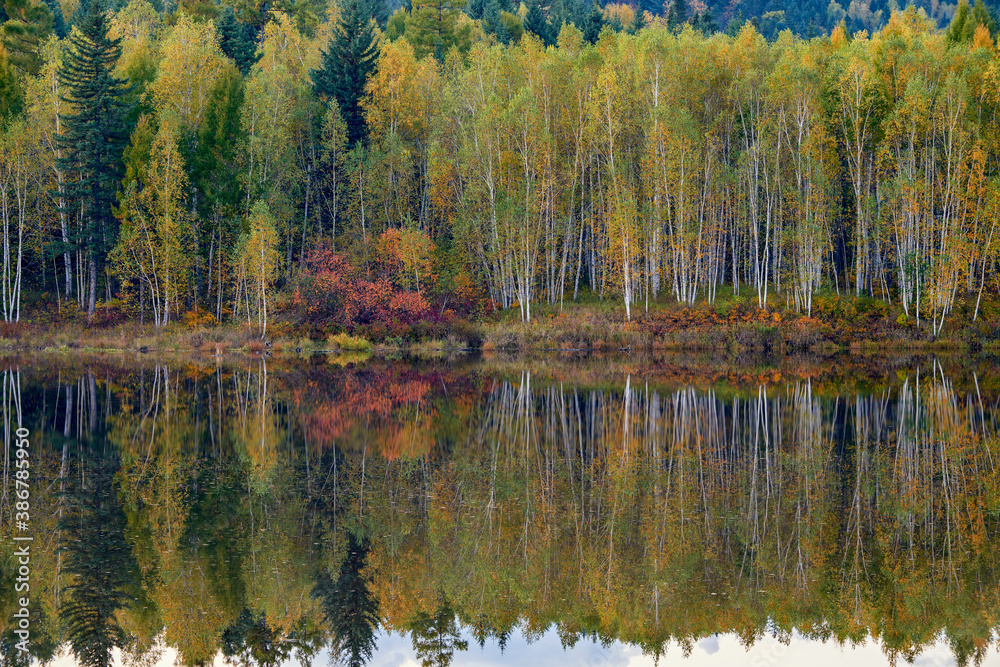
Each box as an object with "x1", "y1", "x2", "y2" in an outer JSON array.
[
  {"x1": 3, "y1": 0, "x2": 1000, "y2": 343},
  {"x1": 1, "y1": 359, "x2": 998, "y2": 667}
]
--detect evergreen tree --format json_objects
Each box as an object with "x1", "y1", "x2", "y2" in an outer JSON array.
[
  {"x1": 638, "y1": 0, "x2": 659, "y2": 18},
  {"x1": 59, "y1": 443, "x2": 139, "y2": 667},
  {"x1": 1, "y1": 0, "x2": 53, "y2": 75},
  {"x1": 628, "y1": 6, "x2": 644, "y2": 33},
  {"x1": 948, "y1": 0, "x2": 997, "y2": 43},
  {"x1": 523, "y1": 0, "x2": 553, "y2": 45},
  {"x1": 973, "y1": 0, "x2": 997, "y2": 36},
  {"x1": 367, "y1": 0, "x2": 390, "y2": 27},
  {"x1": 665, "y1": 0, "x2": 686, "y2": 30},
  {"x1": 220, "y1": 610, "x2": 290, "y2": 667},
  {"x1": 696, "y1": 8, "x2": 716, "y2": 33},
  {"x1": 42, "y1": 0, "x2": 66, "y2": 37},
  {"x1": 947, "y1": 0, "x2": 974, "y2": 43},
  {"x1": 0, "y1": 48, "x2": 23, "y2": 121},
  {"x1": 409, "y1": 593, "x2": 468, "y2": 667},
  {"x1": 311, "y1": 0, "x2": 378, "y2": 146},
  {"x1": 725, "y1": 8, "x2": 745, "y2": 35},
  {"x1": 56, "y1": 1, "x2": 133, "y2": 319},
  {"x1": 312, "y1": 533, "x2": 380, "y2": 667},
  {"x1": 406, "y1": 0, "x2": 468, "y2": 60},
  {"x1": 386, "y1": 6, "x2": 407, "y2": 38},
  {"x1": 192, "y1": 62, "x2": 246, "y2": 216},
  {"x1": 216, "y1": 5, "x2": 259, "y2": 75},
  {"x1": 481, "y1": 0, "x2": 509, "y2": 44},
  {"x1": 582, "y1": 1, "x2": 602, "y2": 43}
]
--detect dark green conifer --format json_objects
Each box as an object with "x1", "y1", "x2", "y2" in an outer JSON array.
[
  {"x1": 523, "y1": 0, "x2": 553, "y2": 45},
  {"x1": 629, "y1": 6, "x2": 644, "y2": 34},
  {"x1": 311, "y1": 0, "x2": 378, "y2": 147},
  {"x1": 56, "y1": 1, "x2": 133, "y2": 319},
  {"x1": 217, "y1": 5, "x2": 259, "y2": 75},
  {"x1": 1, "y1": 0, "x2": 53, "y2": 75},
  {"x1": 481, "y1": 0, "x2": 509, "y2": 44},
  {"x1": 0, "y1": 49, "x2": 23, "y2": 122},
  {"x1": 312, "y1": 533, "x2": 380, "y2": 667},
  {"x1": 59, "y1": 444, "x2": 139, "y2": 667},
  {"x1": 582, "y1": 1, "x2": 602, "y2": 43},
  {"x1": 42, "y1": 0, "x2": 66, "y2": 37},
  {"x1": 665, "y1": 0, "x2": 686, "y2": 30}
]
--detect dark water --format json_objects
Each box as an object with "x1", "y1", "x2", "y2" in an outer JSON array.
[{"x1": 1, "y1": 353, "x2": 999, "y2": 667}]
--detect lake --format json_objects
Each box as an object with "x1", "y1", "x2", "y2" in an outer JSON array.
[{"x1": 2, "y1": 352, "x2": 999, "y2": 667}]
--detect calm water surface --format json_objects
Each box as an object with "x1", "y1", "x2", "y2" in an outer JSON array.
[{"x1": 2, "y1": 353, "x2": 999, "y2": 667}]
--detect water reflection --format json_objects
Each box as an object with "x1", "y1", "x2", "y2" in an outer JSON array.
[{"x1": 0, "y1": 357, "x2": 998, "y2": 667}]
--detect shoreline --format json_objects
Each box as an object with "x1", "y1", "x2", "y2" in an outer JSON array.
[{"x1": 7, "y1": 299, "x2": 1000, "y2": 357}]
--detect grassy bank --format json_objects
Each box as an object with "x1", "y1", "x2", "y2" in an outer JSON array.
[
  {"x1": 6, "y1": 287, "x2": 1000, "y2": 357},
  {"x1": 477, "y1": 288, "x2": 1000, "y2": 354}
]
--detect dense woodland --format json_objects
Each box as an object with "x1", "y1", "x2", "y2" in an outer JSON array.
[
  {"x1": 3, "y1": 0, "x2": 1000, "y2": 337},
  {"x1": 1, "y1": 360, "x2": 998, "y2": 667}
]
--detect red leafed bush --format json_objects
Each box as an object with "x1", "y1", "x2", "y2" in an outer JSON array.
[
  {"x1": 388, "y1": 290, "x2": 431, "y2": 323},
  {"x1": 290, "y1": 243, "x2": 431, "y2": 330}
]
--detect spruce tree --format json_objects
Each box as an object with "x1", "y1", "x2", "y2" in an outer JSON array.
[
  {"x1": 216, "y1": 5, "x2": 259, "y2": 75},
  {"x1": 972, "y1": 0, "x2": 997, "y2": 35},
  {"x1": 665, "y1": 0, "x2": 686, "y2": 30},
  {"x1": 59, "y1": 445, "x2": 138, "y2": 667},
  {"x1": 582, "y1": 1, "x2": 602, "y2": 43},
  {"x1": 409, "y1": 593, "x2": 468, "y2": 666},
  {"x1": 699, "y1": 8, "x2": 716, "y2": 33},
  {"x1": 523, "y1": 0, "x2": 553, "y2": 45},
  {"x1": 312, "y1": 533, "x2": 380, "y2": 667},
  {"x1": 1, "y1": 0, "x2": 53, "y2": 75},
  {"x1": 407, "y1": 0, "x2": 468, "y2": 60},
  {"x1": 42, "y1": 0, "x2": 66, "y2": 37},
  {"x1": 481, "y1": 0, "x2": 509, "y2": 44},
  {"x1": 311, "y1": 0, "x2": 378, "y2": 147},
  {"x1": 0, "y1": 49, "x2": 23, "y2": 121},
  {"x1": 629, "y1": 6, "x2": 644, "y2": 33},
  {"x1": 638, "y1": 0, "x2": 659, "y2": 18},
  {"x1": 56, "y1": 1, "x2": 133, "y2": 319}
]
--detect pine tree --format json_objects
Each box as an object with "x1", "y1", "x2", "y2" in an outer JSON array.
[
  {"x1": 409, "y1": 593, "x2": 468, "y2": 667},
  {"x1": 523, "y1": 0, "x2": 553, "y2": 45},
  {"x1": 311, "y1": 0, "x2": 378, "y2": 146},
  {"x1": 628, "y1": 6, "x2": 644, "y2": 33},
  {"x1": 220, "y1": 610, "x2": 290, "y2": 666},
  {"x1": 192, "y1": 62, "x2": 245, "y2": 214},
  {"x1": 56, "y1": 1, "x2": 133, "y2": 319},
  {"x1": 972, "y1": 0, "x2": 997, "y2": 35},
  {"x1": 59, "y1": 444, "x2": 139, "y2": 667},
  {"x1": 312, "y1": 533, "x2": 380, "y2": 667},
  {"x1": 0, "y1": 48, "x2": 23, "y2": 121},
  {"x1": 216, "y1": 5, "x2": 259, "y2": 75},
  {"x1": 691, "y1": 8, "x2": 716, "y2": 34},
  {"x1": 638, "y1": 0, "x2": 659, "y2": 18},
  {"x1": 947, "y1": 0, "x2": 974, "y2": 44},
  {"x1": 481, "y1": 0, "x2": 509, "y2": 44},
  {"x1": 665, "y1": 0, "x2": 686, "y2": 30},
  {"x1": 0, "y1": 0, "x2": 53, "y2": 75},
  {"x1": 406, "y1": 0, "x2": 468, "y2": 60},
  {"x1": 42, "y1": 0, "x2": 65, "y2": 37},
  {"x1": 582, "y1": 0, "x2": 602, "y2": 43}
]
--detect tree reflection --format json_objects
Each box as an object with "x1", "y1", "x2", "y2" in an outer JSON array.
[
  {"x1": 3, "y1": 360, "x2": 999, "y2": 667},
  {"x1": 220, "y1": 609, "x2": 289, "y2": 667},
  {"x1": 409, "y1": 593, "x2": 468, "y2": 667},
  {"x1": 60, "y1": 439, "x2": 139, "y2": 667},
  {"x1": 312, "y1": 533, "x2": 380, "y2": 667}
]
